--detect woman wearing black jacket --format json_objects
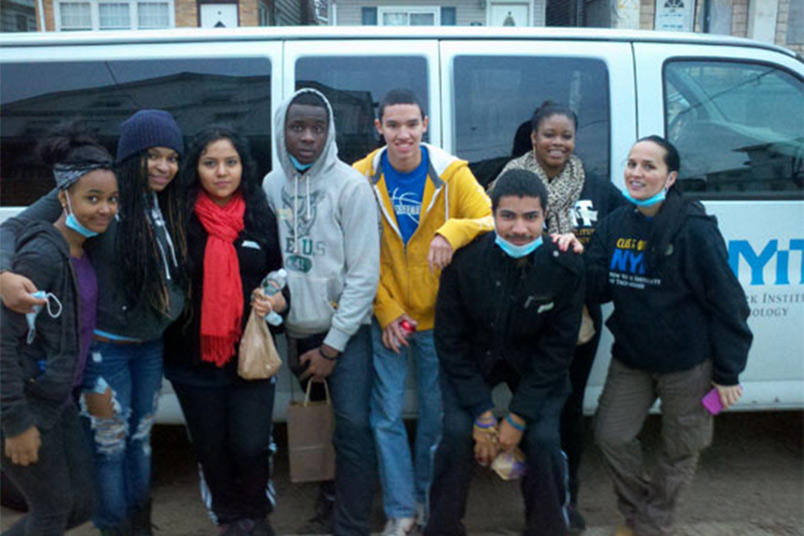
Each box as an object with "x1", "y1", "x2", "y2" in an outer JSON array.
[
  {"x1": 586, "y1": 136, "x2": 752, "y2": 536},
  {"x1": 1, "y1": 124, "x2": 118, "y2": 534},
  {"x1": 163, "y1": 126, "x2": 287, "y2": 536}
]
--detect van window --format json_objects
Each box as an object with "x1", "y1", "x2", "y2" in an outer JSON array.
[
  {"x1": 0, "y1": 58, "x2": 272, "y2": 207},
  {"x1": 664, "y1": 60, "x2": 804, "y2": 197},
  {"x1": 452, "y1": 56, "x2": 610, "y2": 188},
  {"x1": 295, "y1": 56, "x2": 428, "y2": 165}
]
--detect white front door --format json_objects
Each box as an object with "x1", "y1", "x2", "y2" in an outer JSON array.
[
  {"x1": 490, "y1": 2, "x2": 530, "y2": 26},
  {"x1": 200, "y1": 4, "x2": 238, "y2": 28}
]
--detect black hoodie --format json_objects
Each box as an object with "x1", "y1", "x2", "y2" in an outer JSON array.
[
  {"x1": 1, "y1": 222, "x2": 81, "y2": 438},
  {"x1": 585, "y1": 198, "x2": 752, "y2": 386}
]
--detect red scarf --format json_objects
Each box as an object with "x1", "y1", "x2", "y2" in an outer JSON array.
[{"x1": 195, "y1": 190, "x2": 246, "y2": 367}]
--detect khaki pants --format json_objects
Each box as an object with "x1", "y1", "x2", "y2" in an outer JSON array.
[{"x1": 594, "y1": 359, "x2": 713, "y2": 536}]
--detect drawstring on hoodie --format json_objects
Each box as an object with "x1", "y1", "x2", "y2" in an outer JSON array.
[{"x1": 148, "y1": 191, "x2": 178, "y2": 281}]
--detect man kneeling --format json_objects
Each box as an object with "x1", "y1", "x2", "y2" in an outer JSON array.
[{"x1": 425, "y1": 169, "x2": 584, "y2": 536}]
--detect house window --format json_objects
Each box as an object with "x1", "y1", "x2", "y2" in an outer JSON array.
[
  {"x1": 378, "y1": 6, "x2": 439, "y2": 26},
  {"x1": 99, "y1": 3, "x2": 131, "y2": 30},
  {"x1": 258, "y1": 0, "x2": 271, "y2": 26},
  {"x1": 59, "y1": 2, "x2": 92, "y2": 30},
  {"x1": 55, "y1": 0, "x2": 173, "y2": 30}
]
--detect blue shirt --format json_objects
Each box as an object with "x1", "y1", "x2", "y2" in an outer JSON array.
[{"x1": 382, "y1": 148, "x2": 428, "y2": 244}]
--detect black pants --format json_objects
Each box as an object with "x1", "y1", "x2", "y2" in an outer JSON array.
[
  {"x1": 560, "y1": 305, "x2": 603, "y2": 505},
  {"x1": 425, "y1": 372, "x2": 569, "y2": 536},
  {"x1": 1, "y1": 403, "x2": 95, "y2": 536},
  {"x1": 172, "y1": 379, "x2": 275, "y2": 525}
]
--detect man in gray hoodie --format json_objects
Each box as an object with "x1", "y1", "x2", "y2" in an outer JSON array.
[{"x1": 262, "y1": 88, "x2": 380, "y2": 536}]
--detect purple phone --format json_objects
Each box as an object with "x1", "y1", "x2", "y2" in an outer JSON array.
[{"x1": 702, "y1": 387, "x2": 723, "y2": 415}]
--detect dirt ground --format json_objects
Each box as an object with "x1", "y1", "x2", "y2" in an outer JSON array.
[{"x1": 1, "y1": 411, "x2": 802, "y2": 535}]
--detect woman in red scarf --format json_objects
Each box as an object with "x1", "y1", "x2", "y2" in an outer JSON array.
[{"x1": 163, "y1": 126, "x2": 287, "y2": 536}]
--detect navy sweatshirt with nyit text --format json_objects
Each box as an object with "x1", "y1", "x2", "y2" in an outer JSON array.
[{"x1": 585, "y1": 202, "x2": 752, "y2": 386}]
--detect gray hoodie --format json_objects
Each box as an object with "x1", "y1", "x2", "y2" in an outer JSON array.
[{"x1": 262, "y1": 88, "x2": 380, "y2": 352}]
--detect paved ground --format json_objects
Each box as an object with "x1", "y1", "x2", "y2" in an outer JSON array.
[{"x1": 1, "y1": 411, "x2": 802, "y2": 535}]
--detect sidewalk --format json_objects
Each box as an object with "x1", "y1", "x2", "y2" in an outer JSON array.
[{"x1": 1, "y1": 412, "x2": 802, "y2": 535}]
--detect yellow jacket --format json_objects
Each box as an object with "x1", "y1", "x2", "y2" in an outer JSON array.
[{"x1": 353, "y1": 143, "x2": 493, "y2": 330}]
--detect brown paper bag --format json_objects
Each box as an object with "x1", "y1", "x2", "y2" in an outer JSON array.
[
  {"x1": 287, "y1": 381, "x2": 336, "y2": 483},
  {"x1": 238, "y1": 308, "x2": 282, "y2": 380}
]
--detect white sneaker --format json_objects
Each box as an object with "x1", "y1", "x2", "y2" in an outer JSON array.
[
  {"x1": 416, "y1": 502, "x2": 427, "y2": 529},
  {"x1": 381, "y1": 517, "x2": 416, "y2": 536}
]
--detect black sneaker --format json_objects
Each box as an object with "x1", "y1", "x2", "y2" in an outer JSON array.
[
  {"x1": 296, "y1": 492, "x2": 334, "y2": 535},
  {"x1": 567, "y1": 504, "x2": 586, "y2": 534}
]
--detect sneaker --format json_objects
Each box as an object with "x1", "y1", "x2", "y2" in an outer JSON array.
[
  {"x1": 416, "y1": 502, "x2": 427, "y2": 530},
  {"x1": 381, "y1": 517, "x2": 416, "y2": 536},
  {"x1": 567, "y1": 504, "x2": 586, "y2": 534}
]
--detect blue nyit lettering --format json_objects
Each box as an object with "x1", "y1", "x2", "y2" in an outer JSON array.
[
  {"x1": 729, "y1": 239, "x2": 804, "y2": 286},
  {"x1": 611, "y1": 248, "x2": 645, "y2": 275}
]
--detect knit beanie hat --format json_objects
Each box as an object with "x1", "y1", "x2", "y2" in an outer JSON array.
[{"x1": 116, "y1": 109, "x2": 184, "y2": 163}]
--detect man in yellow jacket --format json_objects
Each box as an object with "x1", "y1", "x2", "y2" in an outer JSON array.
[{"x1": 353, "y1": 89, "x2": 493, "y2": 536}]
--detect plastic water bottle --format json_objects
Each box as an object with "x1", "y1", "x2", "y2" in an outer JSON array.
[{"x1": 260, "y1": 269, "x2": 287, "y2": 326}]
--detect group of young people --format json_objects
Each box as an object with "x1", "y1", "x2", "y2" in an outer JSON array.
[{"x1": 0, "y1": 87, "x2": 752, "y2": 536}]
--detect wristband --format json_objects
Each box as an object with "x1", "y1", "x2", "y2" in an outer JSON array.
[
  {"x1": 474, "y1": 415, "x2": 497, "y2": 428},
  {"x1": 505, "y1": 413, "x2": 526, "y2": 432},
  {"x1": 473, "y1": 420, "x2": 496, "y2": 429},
  {"x1": 319, "y1": 346, "x2": 339, "y2": 361}
]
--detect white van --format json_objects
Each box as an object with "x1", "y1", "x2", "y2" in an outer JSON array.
[{"x1": 1, "y1": 27, "x2": 802, "y2": 422}]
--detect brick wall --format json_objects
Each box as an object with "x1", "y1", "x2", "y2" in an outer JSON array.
[
  {"x1": 775, "y1": 0, "x2": 804, "y2": 54},
  {"x1": 175, "y1": 0, "x2": 196, "y2": 26},
  {"x1": 640, "y1": 0, "x2": 655, "y2": 29},
  {"x1": 731, "y1": 0, "x2": 748, "y2": 36},
  {"x1": 239, "y1": 0, "x2": 258, "y2": 26}
]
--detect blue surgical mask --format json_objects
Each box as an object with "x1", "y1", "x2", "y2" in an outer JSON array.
[
  {"x1": 495, "y1": 233, "x2": 543, "y2": 259},
  {"x1": 64, "y1": 193, "x2": 100, "y2": 238},
  {"x1": 26, "y1": 290, "x2": 63, "y2": 344},
  {"x1": 289, "y1": 154, "x2": 314, "y2": 172},
  {"x1": 622, "y1": 188, "x2": 666, "y2": 207}
]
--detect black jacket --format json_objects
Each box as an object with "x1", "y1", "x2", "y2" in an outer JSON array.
[
  {"x1": 0, "y1": 189, "x2": 184, "y2": 341},
  {"x1": 163, "y1": 208, "x2": 287, "y2": 386},
  {"x1": 585, "y1": 202, "x2": 752, "y2": 385},
  {"x1": 434, "y1": 232, "x2": 585, "y2": 422},
  {"x1": 1, "y1": 222, "x2": 81, "y2": 437}
]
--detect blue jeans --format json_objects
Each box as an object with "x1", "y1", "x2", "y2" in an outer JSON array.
[
  {"x1": 79, "y1": 339, "x2": 163, "y2": 529},
  {"x1": 322, "y1": 324, "x2": 376, "y2": 536},
  {"x1": 370, "y1": 321, "x2": 442, "y2": 520}
]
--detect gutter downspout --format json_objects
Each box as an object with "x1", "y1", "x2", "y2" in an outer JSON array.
[{"x1": 37, "y1": 0, "x2": 46, "y2": 31}]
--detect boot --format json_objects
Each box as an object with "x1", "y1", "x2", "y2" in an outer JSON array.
[{"x1": 130, "y1": 499, "x2": 154, "y2": 536}]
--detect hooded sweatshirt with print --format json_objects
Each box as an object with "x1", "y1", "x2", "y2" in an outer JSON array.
[
  {"x1": 262, "y1": 88, "x2": 380, "y2": 352},
  {"x1": 353, "y1": 144, "x2": 493, "y2": 331},
  {"x1": 585, "y1": 199, "x2": 752, "y2": 386}
]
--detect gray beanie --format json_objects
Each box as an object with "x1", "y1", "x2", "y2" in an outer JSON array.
[{"x1": 116, "y1": 109, "x2": 184, "y2": 163}]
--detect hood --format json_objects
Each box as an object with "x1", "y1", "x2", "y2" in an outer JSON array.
[
  {"x1": 273, "y1": 88, "x2": 339, "y2": 182},
  {"x1": 16, "y1": 221, "x2": 71, "y2": 260}
]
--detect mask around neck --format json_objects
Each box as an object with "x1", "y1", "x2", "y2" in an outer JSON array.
[
  {"x1": 494, "y1": 232, "x2": 543, "y2": 259},
  {"x1": 289, "y1": 154, "x2": 314, "y2": 172}
]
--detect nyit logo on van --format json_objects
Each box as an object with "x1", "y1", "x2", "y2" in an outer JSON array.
[
  {"x1": 610, "y1": 237, "x2": 648, "y2": 274},
  {"x1": 729, "y1": 239, "x2": 804, "y2": 285}
]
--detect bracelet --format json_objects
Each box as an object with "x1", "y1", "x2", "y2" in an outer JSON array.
[
  {"x1": 319, "y1": 346, "x2": 339, "y2": 361},
  {"x1": 505, "y1": 413, "x2": 526, "y2": 432},
  {"x1": 473, "y1": 420, "x2": 496, "y2": 429},
  {"x1": 474, "y1": 415, "x2": 497, "y2": 428}
]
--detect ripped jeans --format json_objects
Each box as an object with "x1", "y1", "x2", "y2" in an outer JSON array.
[{"x1": 79, "y1": 339, "x2": 163, "y2": 529}]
